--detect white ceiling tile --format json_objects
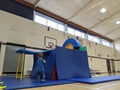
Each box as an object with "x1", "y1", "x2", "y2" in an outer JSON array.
[
  {"x1": 37, "y1": 0, "x2": 91, "y2": 19},
  {"x1": 106, "y1": 28, "x2": 120, "y2": 40},
  {"x1": 24, "y1": 0, "x2": 37, "y2": 5}
]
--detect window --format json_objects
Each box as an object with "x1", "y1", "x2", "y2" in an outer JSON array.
[
  {"x1": 67, "y1": 27, "x2": 75, "y2": 35},
  {"x1": 109, "y1": 42, "x2": 113, "y2": 47},
  {"x1": 88, "y1": 35, "x2": 93, "y2": 41},
  {"x1": 58, "y1": 24, "x2": 65, "y2": 31},
  {"x1": 81, "y1": 32, "x2": 86, "y2": 38},
  {"x1": 102, "y1": 39, "x2": 113, "y2": 47},
  {"x1": 75, "y1": 30, "x2": 82, "y2": 37},
  {"x1": 93, "y1": 36, "x2": 99, "y2": 43},
  {"x1": 34, "y1": 15, "x2": 47, "y2": 25},
  {"x1": 47, "y1": 19, "x2": 57, "y2": 29},
  {"x1": 102, "y1": 39, "x2": 108, "y2": 46},
  {"x1": 34, "y1": 11, "x2": 65, "y2": 32},
  {"x1": 88, "y1": 34, "x2": 100, "y2": 43}
]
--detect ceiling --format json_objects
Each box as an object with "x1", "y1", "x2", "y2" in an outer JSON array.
[{"x1": 23, "y1": 0, "x2": 120, "y2": 41}]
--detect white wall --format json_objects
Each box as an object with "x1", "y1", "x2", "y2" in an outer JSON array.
[
  {"x1": 0, "y1": 10, "x2": 68, "y2": 47},
  {"x1": 0, "y1": 10, "x2": 116, "y2": 75},
  {"x1": 0, "y1": 45, "x2": 6, "y2": 76},
  {"x1": 114, "y1": 39, "x2": 120, "y2": 59},
  {"x1": 113, "y1": 39, "x2": 120, "y2": 71},
  {"x1": 114, "y1": 61, "x2": 120, "y2": 72},
  {"x1": 88, "y1": 57, "x2": 107, "y2": 72}
]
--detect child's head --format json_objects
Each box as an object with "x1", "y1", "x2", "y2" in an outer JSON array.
[{"x1": 38, "y1": 52, "x2": 43, "y2": 58}]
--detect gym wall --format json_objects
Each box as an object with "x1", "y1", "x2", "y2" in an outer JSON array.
[{"x1": 0, "y1": 10, "x2": 115, "y2": 75}]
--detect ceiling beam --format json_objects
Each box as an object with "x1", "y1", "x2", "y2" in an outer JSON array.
[
  {"x1": 15, "y1": 0, "x2": 113, "y2": 42},
  {"x1": 89, "y1": 10, "x2": 120, "y2": 30},
  {"x1": 105, "y1": 27, "x2": 120, "y2": 35},
  {"x1": 67, "y1": 0, "x2": 92, "y2": 20},
  {"x1": 35, "y1": 7, "x2": 68, "y2": 23},
  {"x1": 68, "y1": 0, "x2": 106, "y2": 20},
  {"x1": 114, "y1": 37, "x2": 120, "y2": 41}
]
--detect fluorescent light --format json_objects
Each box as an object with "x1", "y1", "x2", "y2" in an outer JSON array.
[
  {"x1": 115, "y1": 21, "x2": 120, "y2": 24},
  {"x1": 100, "y1": 8, "x2": 107, "y2": 13}
]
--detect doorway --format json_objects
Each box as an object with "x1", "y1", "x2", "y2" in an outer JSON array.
[
  {"x1": 3, "y1": 43, "x2": 25, "y2": 75},
  {"x1": 106, "y1": 59, "x2": 111, "y2": 73}
]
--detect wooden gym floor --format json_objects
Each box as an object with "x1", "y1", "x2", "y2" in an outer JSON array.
[
  {"x1": 20, "y1": 73, "x2": 120, "y2": 90},
  {"x1": 20, "y1": 80, "x2": 120, "y2": 90}
]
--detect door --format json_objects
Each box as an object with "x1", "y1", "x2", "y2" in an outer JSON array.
[
  {"x1": 106, "y1": 59, "x2": 111, "y2": 73},
  {"x1": 3, "y1": 43, "x2": 25, "y2": 74}
]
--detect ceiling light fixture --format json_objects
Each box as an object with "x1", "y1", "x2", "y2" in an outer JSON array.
[
  {"x1": 115, "y1": 21, "x2": 120, "y2": 25},
  {"x1": 100, "y1": 8, "x2": 107, "y2": 13}
]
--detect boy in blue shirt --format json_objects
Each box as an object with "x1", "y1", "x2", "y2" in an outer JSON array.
[{"x1": 36, "y1": 52, "x2": 46, "y2": 82}]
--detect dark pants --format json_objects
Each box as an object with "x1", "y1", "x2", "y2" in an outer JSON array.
[{"x1": 36, "y1": 71, "x2": 45, "y2": 82}]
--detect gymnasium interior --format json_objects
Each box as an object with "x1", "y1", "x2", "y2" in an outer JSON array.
[{"x1": 0, "y1": 0, "x2": 120, "y2": 90}]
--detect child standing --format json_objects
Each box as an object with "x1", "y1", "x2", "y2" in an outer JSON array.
[{"x1": 36, "y1": 52, "x2": 46, "y2": 82}]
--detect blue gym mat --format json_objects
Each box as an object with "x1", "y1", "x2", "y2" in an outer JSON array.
[
  {"x1": 0, "y1": 76, "x2": 75, "y2": 90},
  {"x1": 70, "y1": 76, "x2": 120, "y2": 84},
  {"x1": 56, "y1": 46, "x2": 91, "y2": 80},
  {"x1": 1, "y1": 76, "x2": 120, "y2": 89}
]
